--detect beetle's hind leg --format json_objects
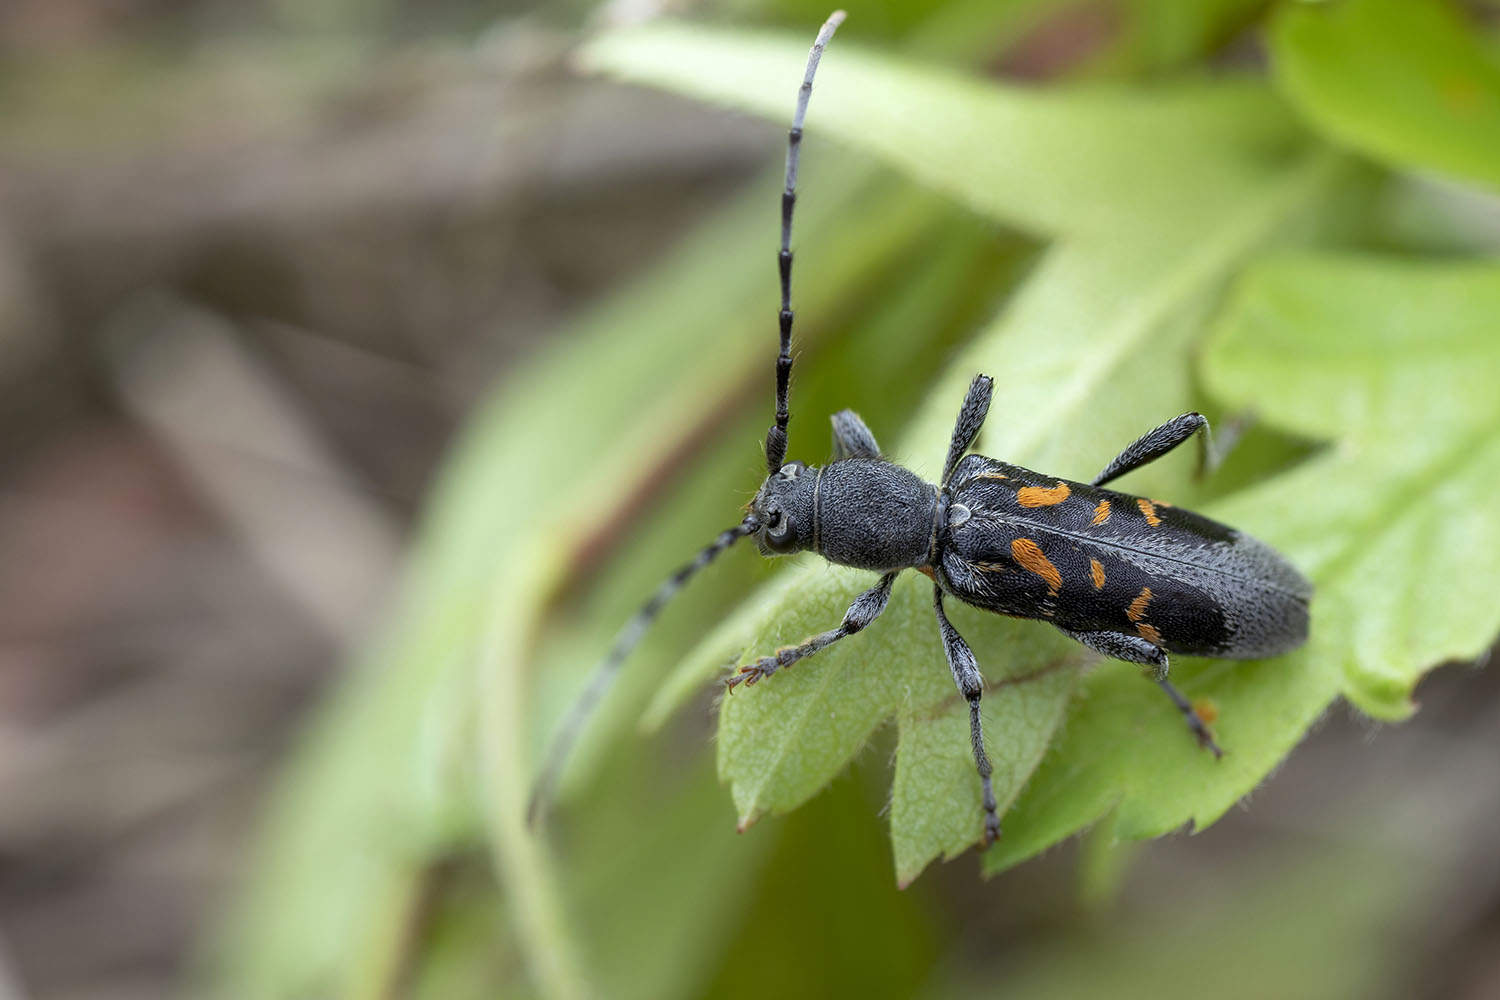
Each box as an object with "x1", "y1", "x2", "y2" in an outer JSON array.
[
  {"x1": 727, "y1": 571, "x2": 898, "y2": 689},
  {"x1": 1056, "y1": 627, "x2": 1222, "y2": 758},
  {"x1": 1153, "y1": 674, "x2": 1223, "y2": 759},
  {"x1": 1092, "y1": 413, "x2": 1215, "y2": 488},
  {"x1": 933, "y1": 587, "x2": 1001, "y2": 846}
]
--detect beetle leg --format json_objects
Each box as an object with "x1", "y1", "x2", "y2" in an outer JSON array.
[
  {"x1": 1091, "y1": 412, "x2": 1215, "y2": 488},
  {"x1": 933, "y1": 587, "x2": 1001, "y2": 847},
  {"x1": 942, "y1": 374, "x2": 995, "y2": 486},
  {"x1": 1056, "y1": 627, "x2": 1222, "y2": 758},
  {"x1": 830, "y1": 409, "x2": 881, "y2": 460},
  {"x1": 1056, "y1": 627, "x2": 1168, "y2": 676},
  {"x1": 1153, "y1": 674, "x2": 1223, "y2": 759},
  {"x1": 727, "y1": 571, "x2": 898, "y2": 689}
]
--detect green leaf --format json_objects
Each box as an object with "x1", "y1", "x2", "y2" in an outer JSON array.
[
  {"x1": 1273, "y1": 0, "x2": 1500, "y2": 191},
  {"x1": 1205, "y1": 253, "x2": 1500, "y2": 712},
  {"x1": 712, "y1": 569, "x2": 1086, "y2": 874},
  {"x1": 987, "y1": 252, "x2": 1500, "y2": 873},
  {"x1": 587, "y1": 16, "x2": 1416, "y2": 886},
  {"x1": 580, "y1": 22, "x2": 1299, "y2": 239},
  {"x1": 660, "y1": 146, "x2": 1343, "y2": 884}
]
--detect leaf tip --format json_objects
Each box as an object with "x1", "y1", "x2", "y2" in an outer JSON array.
[{"x1": 1346, "y1": 669, "x2": 1419, "y2": 721}]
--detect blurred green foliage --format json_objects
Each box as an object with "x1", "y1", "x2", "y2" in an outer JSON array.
[{"x1": 211, "y1": 0, "x2": 1500, "y2": 997}]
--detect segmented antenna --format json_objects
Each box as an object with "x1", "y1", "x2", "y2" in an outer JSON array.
[
  {"x1": 766, "y1": 9, "x2": 847, "y2": 473},
  {"x1": 527, "y1": 517, "x2": 759, "y2": 827}
]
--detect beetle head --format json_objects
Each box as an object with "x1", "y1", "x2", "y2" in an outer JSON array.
[{"x1": 751, "y1": 461, "x2": 817, "y2": 556}]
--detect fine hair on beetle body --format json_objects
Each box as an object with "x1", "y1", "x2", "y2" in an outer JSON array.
[{"x1": 529, "y1": 10, "x2": 1313, "y2": 846}]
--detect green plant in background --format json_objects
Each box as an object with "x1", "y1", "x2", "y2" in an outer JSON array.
[{"x1": 214, "y1": 1, "x2": 1500, "y2": 997}]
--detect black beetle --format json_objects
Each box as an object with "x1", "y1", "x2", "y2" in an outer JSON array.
[{"x1": 531, "y1": 11, "x2": 1311, "y2": 844}]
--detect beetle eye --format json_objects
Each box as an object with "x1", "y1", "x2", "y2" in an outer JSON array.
[{"x1": 764, "y1": 510, "x2": 798, "y2": 552}]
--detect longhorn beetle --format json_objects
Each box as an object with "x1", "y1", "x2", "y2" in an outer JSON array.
[{"x1": 529, "y1": 10, "x2": 1312, "y2": 844}]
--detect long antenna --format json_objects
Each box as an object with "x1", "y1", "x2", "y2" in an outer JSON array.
[
  {"x1": 766, "y1": 9, "x2": 847, "y2": 473},
  {"x1": 527, "y1": 517, "x2": 759, "y2": 827},
  {"x1": 529, "y1": 12, "x2": 849, "y2": 829}
]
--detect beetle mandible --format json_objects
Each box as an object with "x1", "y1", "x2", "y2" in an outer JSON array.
[{"x1": 530, "y1": 10, "x2": 1312, "y2": 845}]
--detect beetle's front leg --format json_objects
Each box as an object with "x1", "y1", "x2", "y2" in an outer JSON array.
[
  {"x1": 728, "y1": 572, "x2": 898, "y2": 689},
  {"x1": 830, "y1": 409, "x2": 881, "y2": 460},
  {"x1": 1057, "y1": 627, "x2": 1222, "y2": 758}
]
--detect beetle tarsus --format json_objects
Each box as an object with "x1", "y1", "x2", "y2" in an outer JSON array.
[{"x1": 1156, "y1": 677, "x2": 1223, "y2": 758}]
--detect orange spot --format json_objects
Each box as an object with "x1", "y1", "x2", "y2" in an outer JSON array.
[
  {"x1": 917, "y1": 565, "x2": 936, "y2": 581},
  {"x1": 1192, "y1": 698, "x2": 1219, "y2": 725},
  {"x1": 1126, "y1": 586, "x2": 1161, "y2": 643},
  {"x1": 1011, "y1": 538, "x2": 1061, "y2": 594},
  {"x1": 1150, "y1": 498, "x2": 1172, "y2": 508},
  {"x1": 1136, "y1": 498, "x2": 1162, "y2": 527},
  {"x1": 1089, "y1": 558, "x2": 1105, "y2": 590},
  {"x1": 1126, "y1": 586, "x2": 1153, "y2": 623},
  {"x1": 1090, "y1": 499, "x2": 1111, "y2": 526},
  {"x1": 1017, "y1": 482, "x2": 1071, "y2": 507}
]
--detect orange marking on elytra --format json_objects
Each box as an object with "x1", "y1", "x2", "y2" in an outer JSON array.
[
  {"x1": 1090, "y1": 499, "x2": 1111, "y2": 525},
  {"x1": 1126, "y1": 586, "x2": 1153, "y2": 623},
  {"x1": 1126, "y1": 585, "x2": 1161, "y2": 643},
  {"x1": 1136, "y1": 498, "x2": 1163, "y2": 527},
  {"x1": 1017, "y1": 482, "x2": 1071, "y2": 507},
  {"x1": 1089, "y1": 558, "x2": 1105, "y2": 590},
  {"x1": 1011, "y1": 538, "x2": 1061, "y2": 594}
]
